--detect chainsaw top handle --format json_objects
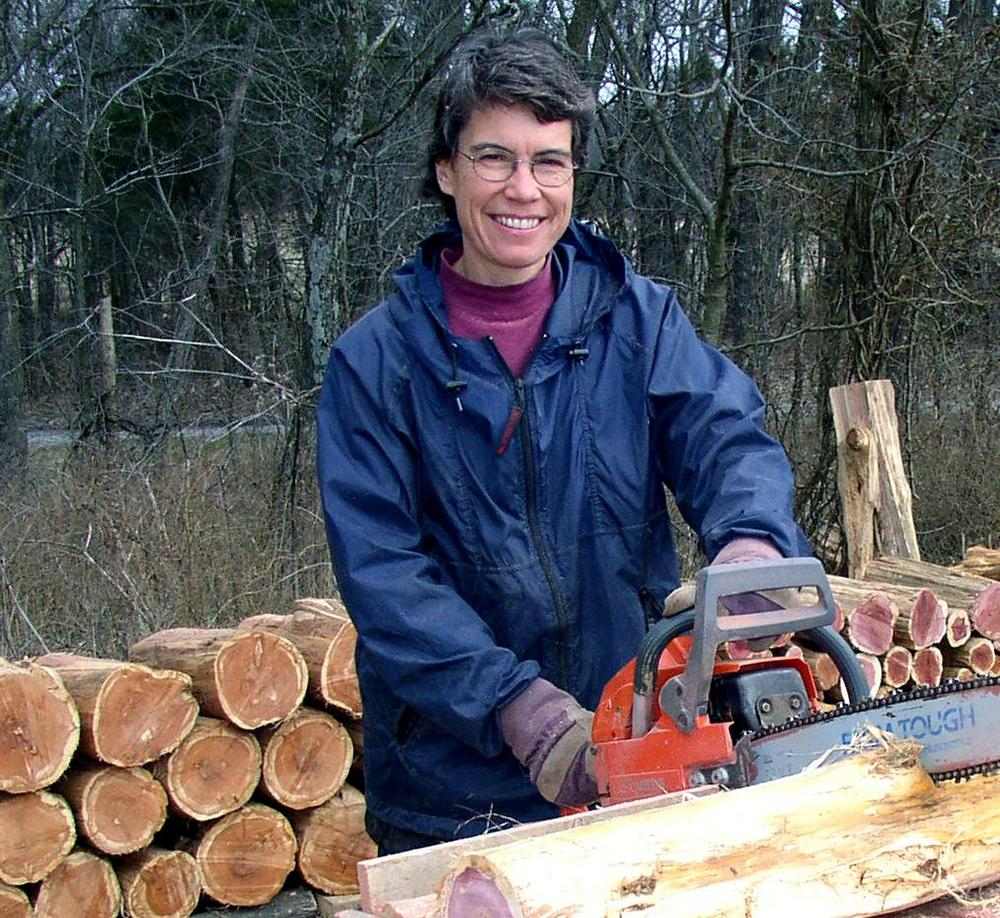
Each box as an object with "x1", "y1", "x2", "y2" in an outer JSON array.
[{"x1": 633, "y1": 558, "x2": 869, "y2": 735}]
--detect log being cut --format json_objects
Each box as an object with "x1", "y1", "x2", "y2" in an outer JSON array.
[
  {"x1": 431, "y1": 737, "x2": 1000, "y2": 917},
  {"x1": 129, "y1": 628, "x2": 308, "y2": 729},
  {"x1": 0, "y1": 659, "x2": 79, "y2": 794},
  {"x1": 34, "y1": 653, "x2": 198, "y2": 767}
]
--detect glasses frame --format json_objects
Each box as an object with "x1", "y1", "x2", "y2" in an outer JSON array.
[{"x1": 455, "y1": 149, "x2": 577, "y2": 188}]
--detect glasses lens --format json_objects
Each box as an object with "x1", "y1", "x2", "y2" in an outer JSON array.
[
  {"x1": 532, "y1": 161, "x2": 574, "y2": 186},
  {"x1": 473, "y1": 153, "x2": 515, "y2": 182}
]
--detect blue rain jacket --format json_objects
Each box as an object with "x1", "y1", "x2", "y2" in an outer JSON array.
[{"x1": 317, "y1": 219, "x2": 810, "y2": 841}]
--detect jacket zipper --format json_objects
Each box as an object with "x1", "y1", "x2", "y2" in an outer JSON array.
[{"x1": 512, "y1": 376, "x2": 572, "y2": 689}]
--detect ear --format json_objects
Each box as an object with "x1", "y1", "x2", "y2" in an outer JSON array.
[{"x1": 435, "y1": 157, "x2": 456, "y2": 197}]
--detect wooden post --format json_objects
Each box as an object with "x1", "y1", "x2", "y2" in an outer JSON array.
[{"x1": 829, "y1": 381, "x2": 921, "y2": 577}]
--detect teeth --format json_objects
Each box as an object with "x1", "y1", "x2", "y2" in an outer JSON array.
[{"x1": 495, "y1": 216, "x2": 541, "y2": 230}]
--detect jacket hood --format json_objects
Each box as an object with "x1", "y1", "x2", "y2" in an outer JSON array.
[{"x1": 386, "y1": 219, "x2": 629, "y2": 395}]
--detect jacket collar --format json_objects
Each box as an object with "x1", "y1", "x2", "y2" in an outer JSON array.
[{"x1": 388, "y1": 219, "x2": 628, "y2": 393}]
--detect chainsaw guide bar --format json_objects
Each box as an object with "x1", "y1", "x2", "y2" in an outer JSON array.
[{"x1": 746, "y1": 675, "x2": 1000, "y2": 785}]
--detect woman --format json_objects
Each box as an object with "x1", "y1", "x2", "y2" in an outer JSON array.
[{"x1": 316, "y1": 27, "x2": 809, "y2": 855}]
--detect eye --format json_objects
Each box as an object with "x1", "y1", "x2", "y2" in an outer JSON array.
[
  {"x1": 536, "y1": 156, "x2": 571, "y2": 169},
  {"x1": 477, "y1": 151, "x2": 512, "y2": 164}
]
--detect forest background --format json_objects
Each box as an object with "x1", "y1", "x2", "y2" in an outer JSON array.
[{"x1": 0, "y1": 0, "x2": 997, "y2": 662}]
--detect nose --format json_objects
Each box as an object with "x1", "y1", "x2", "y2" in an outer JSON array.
[{"x1": 504, "y1": 160, "x2": 541, "y2": 199}]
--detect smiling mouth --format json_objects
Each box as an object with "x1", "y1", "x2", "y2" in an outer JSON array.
[{"x1": 493, "y1": 215, "x2": 542, "y2": 230}]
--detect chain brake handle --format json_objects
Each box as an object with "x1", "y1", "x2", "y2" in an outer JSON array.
[{"x1": 658, "y1": 557, "x2": 836, "y2": 733}]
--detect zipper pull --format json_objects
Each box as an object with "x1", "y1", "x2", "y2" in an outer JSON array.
[{"x1": 497, "y1": 380, "x2": 526, "y2": 456}]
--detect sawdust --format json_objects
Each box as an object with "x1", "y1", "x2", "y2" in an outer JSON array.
[{"x1": 802, "y1": 723, "x2": 922, "y2": 774}]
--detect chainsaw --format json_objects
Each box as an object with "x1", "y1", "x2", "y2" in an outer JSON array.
[{"x1": 592, "y1": 557, "x2": 1000, "y2": 804}]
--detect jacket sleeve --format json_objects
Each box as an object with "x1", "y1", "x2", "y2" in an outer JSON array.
[
  {"x1": 316, "y1": 339, "x2": 540, "y2": 759},
  {"x1": 647, "y1": 286, "x2": 812, "y2": 561}
]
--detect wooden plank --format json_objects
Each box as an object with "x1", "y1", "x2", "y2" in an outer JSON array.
[
  {"x1": 358, "y1": 785, "x2": 718, "y2": 911},
  {"x1": 830, "y1": 381, "x2": 921, "y2": 577},
  {"x1": 315, "y1": 893, "x2": 363, "y2": 917}
]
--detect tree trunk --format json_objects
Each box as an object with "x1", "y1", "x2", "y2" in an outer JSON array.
[
  {"x1": 258, "y1": 707, "x2": 353, "y2": 810},
  {"x1": 829, "y1": 382, "x2": 921, "y2": 577},
  {"x1": 57, "y1": 764, "x2": 166, "y2": 855},
  {"x1": 944, "y1": 637, "x2": 996, "y2": 676},
  {"x1": 33, "y1": 850, "x2": 120, "y2": 918},
  {"x1": 34, "y1": 654, "x2": 198, "y2": 767},
  {"x1": 188, "y1": 804, "x2": 297, "y2": 908},
  {"x1": 129, "y1": 628, "x2": 307, "y2": 729},
  {"x1": 0, "y1": 790, "x2": 75, "y2": 885},
  {"x1": 151, "y1": 716, "x2": 260, "y2": 821},
  {"x1": 117, "y1": 848, "x2": 201, "y2": 918},
  {"x1": 168, "y1": 23, "x2": 258, "y2": 375},
  {"x1": 864, "y1": 557, "x2": 994, "y2": 610},
  {"x1": 289, "y1": 784, "x2": 376, "y2": 896},
  {"x1": 0, "y1": 659, "x2": 79, "y2": 793}
]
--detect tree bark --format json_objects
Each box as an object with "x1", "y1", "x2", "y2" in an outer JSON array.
[
  {"x1": 0, "y1": 790, "x2": 75, "y2": 885},
  {"x1": 151, "y1": 716, "x2": 260, "y2": 821},
  {"x1": 33, "y1": 850, "x2": 120, "y2": 918},
  {"x1": 34, "y1": 654, "x2": 198, "y2": 767},
  {"x1": 0, "y1": 659, "x2": 79, "y2": 793},
  {"x1": 129, "y1": 629, "x2": 307, "y2": 729},
  {"x1": 57, "y1": 764, "x2": 166, "y2": 856}
]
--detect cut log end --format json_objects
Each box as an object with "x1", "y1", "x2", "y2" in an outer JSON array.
[
  {"x1": 912, "y1": 646, "x2": 944, "y2": 688},
  {"x1": 59, "y1": 764, "x2": 167, "y2": 855},
  {"x1": 971, "y1": 583, "x2": 1000, "y2": 640},
  {"x1": 118, "y1": 847, "x2": 202, "y2": 918},
  {"x1": 290, "y1": 784, "x2": 376, "y2": 896},
  {"x1": 193, "y1": 803, "x2": 297, "y2": 907},
  {"x1": 260, "y1": 709, "x2": 353, "y2": 810},
  {"x1": 846, "y1": 593, "x2": 898, "y2": 656},
  {"x1": 36, "y1": 654, "x2": 198, "y2": 767},
  {"x1": 157, "y1": 716, "x2": 261, "y2": 821},
  {"x1": 0, "y1": 881, "x2": 31, "y2": 918},
  {"x1": 215, "y1": 631, "x2": 308, "y2": 728},
  {"x1": 0, "y1": 660, "x2": 80, "y2": 794},
  {"x1": 34, "y1": 850, "x2": 121, "y2": 918},
  {"x1": 0, "y1": 791, "x2": 76, "y2": 885}
]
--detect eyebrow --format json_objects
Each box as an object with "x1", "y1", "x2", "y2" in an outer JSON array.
[{"x1": 468, "y1": 142, "x2": 573, "y2": 157}]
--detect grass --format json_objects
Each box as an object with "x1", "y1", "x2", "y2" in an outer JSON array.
[{"x1": 0, "y1": 425, "x2": 333, "y2": 661}]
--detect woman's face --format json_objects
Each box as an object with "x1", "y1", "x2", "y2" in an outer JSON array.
[{"x1": 435, "y1": 104, "x2": 574, "y2": 286}]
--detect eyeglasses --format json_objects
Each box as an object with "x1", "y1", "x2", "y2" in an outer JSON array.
[{"x1": 456, "y1": 149, "x2": 576, "y2": 187}]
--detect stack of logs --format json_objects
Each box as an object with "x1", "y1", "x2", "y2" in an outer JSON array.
[
  {"x1": 952, "y1": 545, "x2": 1000, "y2": 582},
  {"x1": 0, "y1": 598, "x2": 373, "y2": 918},
  {"x1": 781, "y1": 557, "x2": 1000, "y2": 702}
]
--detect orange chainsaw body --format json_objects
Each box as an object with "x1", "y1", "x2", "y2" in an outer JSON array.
[{"x1": 591, "y1": 636, "x2": 821, "y2": 804}]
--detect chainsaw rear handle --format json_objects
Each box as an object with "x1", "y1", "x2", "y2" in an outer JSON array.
[{"x1": 633, "y1": 558, "x2": 869, "y2": 735}]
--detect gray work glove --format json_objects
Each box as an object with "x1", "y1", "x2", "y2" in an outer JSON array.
[
  {"x1": 664, "y1": 538, "x2": 795, "y2": 651},
  {"x1": 499, "y1": 677, "x2": 598, "y2": 808}
]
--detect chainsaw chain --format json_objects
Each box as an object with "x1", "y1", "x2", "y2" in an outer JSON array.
[{"x1": 747, "y1": 674, "x2": 1000, "y2": 784}]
